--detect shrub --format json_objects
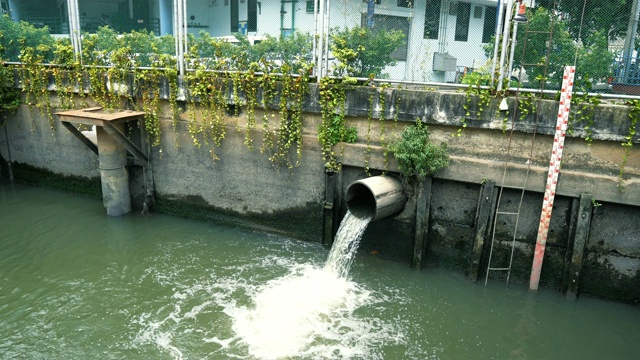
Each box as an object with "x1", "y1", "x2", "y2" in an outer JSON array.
[{"x1": 393, "y1": 119, "x2": 449, "y2": 180}]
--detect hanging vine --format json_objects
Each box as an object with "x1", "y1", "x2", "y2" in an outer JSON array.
[
  {"x1": 270, "y1": 63, "x2": 310, "y2": 169},
  {"x1": 317, "y1": 76, "x2": 358, "y2": 172},
  {"x1": 260, "y1": 68, "x2": 277, "y2": 154},
  {"x1": 569, "y1": 93, "x2": 600, "y2": 145},
  {"x1": 19, "y1": 43, "x2": 54, "y2": 131},
  {"x1": 619, "y1": 100, "x2": 640, "y2": 188},
  {"x1": 460, "y1": 79, "x2": 492, "y2": 137},
  {"x1": 240, "y1": 63, "x2": 259, "y2": 150}
]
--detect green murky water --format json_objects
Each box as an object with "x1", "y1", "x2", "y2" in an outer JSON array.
[{"x1": 1, "y1": 183, "x2": 639, "y2": 359}]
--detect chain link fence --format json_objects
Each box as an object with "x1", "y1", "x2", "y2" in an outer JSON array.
[{"x1": 2, "y1": 0, "x2": 640, "y2": 95}]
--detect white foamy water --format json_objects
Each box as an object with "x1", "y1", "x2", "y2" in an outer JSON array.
[{"x1": 231, "y1": 211, "x2": 380, "y2": 359}]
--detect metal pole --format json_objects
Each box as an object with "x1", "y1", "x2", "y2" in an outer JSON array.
[
  {"x1": 490, "y1": 0, "x2": 504, "y2": 87},
  {"x1": 323, "y1": 0, "x2": 330, "y2": 76},
  {"x1": 312, "y1": 0, "x2": 318, "y2": 77},
  {"x1": 497, "y1": 0, "x2": 514, "y2": 91},
  {"x1": 316, "y1": 0, "x2": 325, "y2": 81},
  {"x1": 506, "y1": 21, "x2": 519, "y2": 88},
  {"x1": 183, "y1": 0, "x2": 188, "y2": 68},
  {"x1": 176, "y1": 0, "x2": 184, "y2": 76},
  {"x1": 622, "y1": 0, "x2": 640, "y2": 82}
]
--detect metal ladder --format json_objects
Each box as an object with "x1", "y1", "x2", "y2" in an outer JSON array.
[{"x1": 484, "y1": 2, "x2": 558, "y2": 286}]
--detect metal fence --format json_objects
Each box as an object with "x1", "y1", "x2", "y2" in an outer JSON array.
[{"x1": 2, "y1": 0, "x2": 640, "y2": 95}]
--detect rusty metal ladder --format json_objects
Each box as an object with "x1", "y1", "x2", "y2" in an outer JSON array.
[{"x1": 484, "y1": 2, "x2": 557, "y2": 286}]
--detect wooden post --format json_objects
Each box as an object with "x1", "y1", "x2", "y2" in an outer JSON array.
[
  {"x1": 468, "y1": 180, "x2": 495, "y2": 282},
  {"x1": 566, "y1": 193, "x2": 593, "y2": 300},
  {"x1": 411, "y1": 178, "x2": 431, "y2": 269},
  {"x1": 323, "y1": 171, "x2": 336, "y2": 247}
]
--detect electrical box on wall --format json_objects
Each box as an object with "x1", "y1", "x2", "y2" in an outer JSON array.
[{"x1": 433, "y1": 52, "x2": 457, "y2": 72}]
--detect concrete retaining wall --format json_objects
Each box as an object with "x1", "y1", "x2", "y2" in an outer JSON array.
[{"x1": 1, "y1": 83, "x2": 639, "y2": 304}]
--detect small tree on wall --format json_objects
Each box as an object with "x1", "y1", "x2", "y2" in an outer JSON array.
[{"x1": 392, "y1": 119, "x2": 449, "y2": 181}]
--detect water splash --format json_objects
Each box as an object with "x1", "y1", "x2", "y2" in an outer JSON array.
[{"x1": 232, "y1": 210, "x2": 377, "y2": 359}]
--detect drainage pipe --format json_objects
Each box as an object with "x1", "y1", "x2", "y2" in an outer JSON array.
[
  {"x1": 345, "y1": 176, "x2": 406, "y2": 221},
  {"x1": 96, "y1": 124, "x2": 131, "y2": 216}
]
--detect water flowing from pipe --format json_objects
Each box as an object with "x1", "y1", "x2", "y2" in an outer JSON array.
[{"x1": 232, "y1": 210, "x2": 374, "y2": 359}]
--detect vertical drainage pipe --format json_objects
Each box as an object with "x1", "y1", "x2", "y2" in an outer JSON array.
[
  {"x1": 96, "y1": 125, "x2": 131, "y2": 216},
  {"x1": 346, "y1": 176, "x2": 406, "y2": 221}
]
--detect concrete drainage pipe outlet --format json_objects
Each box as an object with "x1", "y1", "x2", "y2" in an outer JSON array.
[{"x1": 345, "y1": 176, "x2": 406, "y2": 221}]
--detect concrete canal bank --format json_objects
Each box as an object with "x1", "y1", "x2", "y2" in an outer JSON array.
[{"x1": 1, "y1": 82, "x2": 639, "y2": 304}]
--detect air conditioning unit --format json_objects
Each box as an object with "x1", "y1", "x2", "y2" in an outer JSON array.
[{"x1": 433, "y1": 52, "x2": 457, "y2": 72}]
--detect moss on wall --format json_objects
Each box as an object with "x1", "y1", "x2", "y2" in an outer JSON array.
[
  {"x1": 11, "y1": 162, "x2": 101, "y2": 198},
  {"x1": 154, "y1": 194, "x2": 324, "y2": 243}
]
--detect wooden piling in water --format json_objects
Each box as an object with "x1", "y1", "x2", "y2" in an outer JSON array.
[
  {"x1": 566, "y1": 193, "x2": 593, "y2": 299},
  {"x1": 468, "y1": 180, "x2": 496, "y2": 282},
  {"x1": 411, "y1": 178, "x2": 431, "y2": 270}
]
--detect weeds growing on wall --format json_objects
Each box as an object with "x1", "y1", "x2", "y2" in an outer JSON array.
[{"x1": 393, "y1": 119, "x2": 449, "y2": 181}]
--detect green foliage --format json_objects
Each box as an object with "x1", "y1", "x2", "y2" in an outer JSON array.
[
  {"x1": 569, "y1": 76, "x2": 601, "y2": 145},
  {"x1": 509, "y1": 8, "x2": 613, "y2": 88},
  {"x1": 317, "y1": 77, "x2": 358, "y2": 171},
  {"x1": 460, "y1": 73, "x2": 493, "y2": 137},
  {"x1": 0, "y1": 63, "x2": 20, "y2": 114},
  {"x1": 619, "y1": 99, "x2": 640, "y2": 188},
  {"x1": 82, "y1": 27, "x2": 175, "y2": 68},
  {"x1": 187, "y1": 31, "x2": 312, "y2": 73},
  {"x1": 330, "y1": 26, "x2": 405, "y2": 78},
  {"x1": 393, "y1": 119, "x2": 449, "y2": 180},
  {"x1": 535, "y1": 0, "x2": 631, "y2": 43},
  {"x1": 269, "y1": 62, "x2": 312, "y2": 169},
  {"x1": 323, "y1": 113, "x2": 358, "y2": 145},
  {"x1": 0, "y1": 15, "x2": 54, "y2": 62},
  {"x1": 251, "y1": 32, "x2": 313, "y2": 68},
  {"x1": 460, "y1": 71, "x2": 492, "y2": 87}
]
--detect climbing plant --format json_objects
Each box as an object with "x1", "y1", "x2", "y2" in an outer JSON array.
[
  {"x1": 460, "y1": 72, "x2": 493, "y2": 137},
  {"x1": 19, "y1": 42, "x2": 54, "y2": 130},
  {"x1": 568, "y1": 77, "x2": 601, "y2": 145},
  {"x1": 318, "y1": 76, "x2": 358, "y2": 172}
]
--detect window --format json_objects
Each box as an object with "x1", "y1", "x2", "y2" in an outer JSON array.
[
  {"x1": 424, "y1": 0, "x2": 441, "y2": 40},
  {"x1": 306, "y1": 0, "x2": 315, "y2": 13},
  {"x1": 397, "y1": 0, "x2": 413, "y2": 8},
  {"x1": 248, "y1": 0, "x2": 257, "y2": 31},
  {"x1": 230, "y1": 0, "x2": 238, "y2": 32},
  {"x1": 454, "y1": 2, "x2": 470, "y2": 41},
  {"x1": 482, "y1": 6, "x2": 496, "y2": 43}
]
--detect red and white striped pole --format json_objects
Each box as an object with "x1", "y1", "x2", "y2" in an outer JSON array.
[{"x1": 529, "y1": 66, "x2": 575, "y2": 291}]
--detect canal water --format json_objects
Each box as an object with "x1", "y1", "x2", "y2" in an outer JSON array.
[{"x1": 1, "y1": 183, "x2": 639, "y2": 359}]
